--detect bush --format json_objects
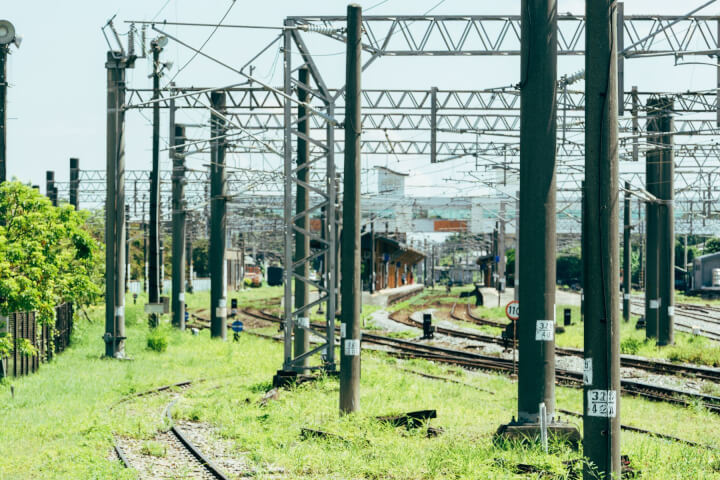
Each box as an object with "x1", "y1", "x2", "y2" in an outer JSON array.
[
  {"x1": 620, "y1": 337, "x2": 642, "y2": 355},
  {"x1": 147, "y1": 328, "x2": 168, "y2": 353}
]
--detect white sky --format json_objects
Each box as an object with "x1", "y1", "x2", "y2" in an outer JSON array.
[{"x1": 2, "y1": 0, "x2": 719, "y2": 192}]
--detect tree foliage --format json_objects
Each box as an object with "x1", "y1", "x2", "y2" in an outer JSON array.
[
  {"x1": 0, "y1": 182, "x2": 103, "y2": 356},
  {"x1": 705, "y1": 237, "x2": 720, "y2": 255}
]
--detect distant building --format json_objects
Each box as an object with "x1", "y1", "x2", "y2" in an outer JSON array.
[{"x1": 361, "y1": 232, "x2": 424, "y2": 291}]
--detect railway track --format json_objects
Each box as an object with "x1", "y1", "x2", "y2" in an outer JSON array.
[
  {"x1": 195, "y1": 304, "x2": 720, "y2": 382},
  {"x1": 442, "y1": 303, "x2": 720, "y2": 382},
  {"x1": 113, "y1": 381, "x2": 232, "y2": 479},
  {"x1": 629, "y1": 299, "x2": 720, "y2": 342},
  {"x1": 240, "y1": 307, "x2": 720, "y2": 414},
  {"x1": 386, "y1": 286, "x2": 425, "y2": 306}
]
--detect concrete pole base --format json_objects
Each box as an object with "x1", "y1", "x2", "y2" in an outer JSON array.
[{"x1": 495, "y1": 421, "x2": 581, "y2": 450}]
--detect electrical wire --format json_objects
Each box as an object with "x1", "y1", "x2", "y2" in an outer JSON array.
[{"x1": 164, "y1": 0, "x2": 237, "y2": 87}]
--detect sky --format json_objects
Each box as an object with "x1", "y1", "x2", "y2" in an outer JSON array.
[{"x1": 2, "y1": 0, "x2": 720, "y2": 196}]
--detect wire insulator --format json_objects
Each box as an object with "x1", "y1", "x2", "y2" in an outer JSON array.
[{"x1": 298, "y1": 24, "x2": 343, "y2": 35}]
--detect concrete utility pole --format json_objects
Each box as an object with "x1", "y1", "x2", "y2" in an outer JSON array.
[
  {"x1": 581, "y1": 181, "x2": 586, "y2": 323},
  {"x1": 498, "y1": 202, "x2": 506, "y2": 293},
  {"x1": 45, "y1": 171, "x2": 57, "y2": 206},
  {"x1": 143, "y1": 207, "x2": 148, "y2": 294},
  {"x1": 171, "y1": 104, "x2": 187, "y2": 330},
  {"x1": 638, "y1": 197, "x2": 644, "y2": 291},
  {"x1": 104, "y1": 51, "x2": 133, "y2": 358},
  {"x1": 340, "y1": 3, "x2": 362, "y2": 414},
  {"x1": 623, "y1": 181, "x2": 631, "y2": 322},
  {"x1": 645, "y1": 99, "x2": 662, "y2": 340},
  {"x1": 500, "y1": 0, "x2": 571, "y2": 441},
  {"x1": 187, "y1": 228, "x2": 194, "y2": 293},
  {"x1": 514, "y1": 192, "x2": 519, "y2": 301},
  {"x1": 125, "y1": 206, "x2": 130, "y2": 293},
  {"x1": 209, "y1": 90, "x2": 228, "y2": 340},
  {"x1": 657, "y1": 98, "x2": 675, "y2": 346},
  {"x1": 0, "y1": 44, "x2": 8, "y2": 183},
  {"x1": 583, "y1": 1, "x2": 621, "y2": 477},
  {"x1": 294, "y1": 67, "x2": 310, "y2": 369},
  {"x1": 69, "y1": 158, "x2": 79, "y2": 210},
  {"x1": 147, "y1": 38, "x2": 163, "y2": 328}
]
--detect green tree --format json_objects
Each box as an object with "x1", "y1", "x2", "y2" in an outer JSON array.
[
  {"x1": 675, "y1": 239, "x2": 697, "y2": 269},
  {"x1": 192, "y1": 238, "x2": 209, "y2": 277},
  {"x1": 557, "y1": 253, "x2": 582, "y2": 286},
  {"x1": 705, "y1": 237, "x2": 720, "y2": 254},
  {"x1": 0, "y1": 182, "x2": 102, "y2": 357}
]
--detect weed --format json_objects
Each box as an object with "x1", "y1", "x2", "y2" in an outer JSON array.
[
  {"x1": 621, "y1": 337, "x2": 642, "y2": 355},
  {"x1": 140, "y1": 440, "x2": 166, "y2": 457},
  {"x1": 146, "y1": 327, "x2": 169, "y2": 353}
]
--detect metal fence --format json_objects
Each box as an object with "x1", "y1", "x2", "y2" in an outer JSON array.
[{"x1": 0, "y1": 303, "x2": 74, "y2": 378}]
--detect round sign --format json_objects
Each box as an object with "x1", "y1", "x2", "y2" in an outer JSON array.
[{"x1": 505, "y1": 300, "x2": 519, "y2": 321}]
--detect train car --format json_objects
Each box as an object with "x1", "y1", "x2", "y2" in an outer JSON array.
[{"x1": 691, "y1": 251, "x2": 720, "y2": 298}]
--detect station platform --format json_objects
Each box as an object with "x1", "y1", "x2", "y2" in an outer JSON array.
[{"x1": 362, "y1": 283, "x2": 425, "y2": 307}]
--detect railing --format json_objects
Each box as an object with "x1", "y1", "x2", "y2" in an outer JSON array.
[{"x1": 1, "y1": 303, "x2": 74, "y2": 378}]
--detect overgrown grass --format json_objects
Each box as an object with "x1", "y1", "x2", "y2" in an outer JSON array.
[
  {"x1": 2, "y1": 287, "x2": 720, "y2": 478},
  {"x1": 553, "y1": 311, "x2": 720, "y2": 366}
]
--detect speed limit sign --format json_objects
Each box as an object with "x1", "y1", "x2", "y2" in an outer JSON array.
[{"x1": 505, "y1": 300, "x2": 519, "y2": 321}]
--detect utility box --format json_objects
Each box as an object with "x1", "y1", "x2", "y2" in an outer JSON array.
[
  {"x1": 563, "y1": 308, "x2": 572, "y2": 326},
  {"x1": 267, "y1": 266, "x2": 283, "y2": 287},
  {"x1": 161, "y1": 296, "x2": 170, "y2": 314},
  {"x1": 422, "y1": 313, "x2": 435, "y2": 339}
]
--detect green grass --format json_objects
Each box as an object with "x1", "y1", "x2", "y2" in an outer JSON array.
[
  {"x1": 2, "y1": 287, "x2": 720, "y2": 478},
  {"x1": 553, "y1": 311, "x2": 720, "y2": 366},
  {"x1": 676, "y1": 292, "x2": 720, "y2": 307}
]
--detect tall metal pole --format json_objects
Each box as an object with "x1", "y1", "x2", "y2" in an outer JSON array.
[
  {"x1": 0, "y1": 45, "x2": 7, "y2": 183},
  {"x1": 658, "y1": 98, "x2": 675, "y2": 346},
  {"x1": 631, "y1": 86, "x2": 639, "y2": 162},
  {"x1": 340, "y1": 3, "x2": 362, "y2": 414},
  {"x1": 584, "y1": 0, "x2": 621, "y2": 477},
  {"x1": 430, "y1": 86, "x2": 438, "y2": 164},
  {"x1": 148, "y1": 40, "x2": 162, "y2": 328},
  {"x1": 104, "y1": 51, "x2": 130, "y2": 358},
  {"x1": 645, "y1": 99, "x2": 661, "y2": 340},
  {"x1": 171, "y1": 89, "x2": 187, "y2": 330},
  {"x1": 516, "y1": 0, "x2": 558, "y2": 426},
  {"x1": 69, "y1": 158, "x2": 79, "y2": 210},
  {"x1": 280, "y1": 20, "x2": 294, "y2": 375},
  {"x1": 210, "y1": 90, "x2": 227, "y2": 340},
  {"x1": 294, "y1": 67, "x2": 311, "y2": 369},
  {"x1": 623, "y1": 181, "x2": 631, "y2": 322},
  {"x1": 371, "y1": 221, "x2": 376, "y2": 293}
]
